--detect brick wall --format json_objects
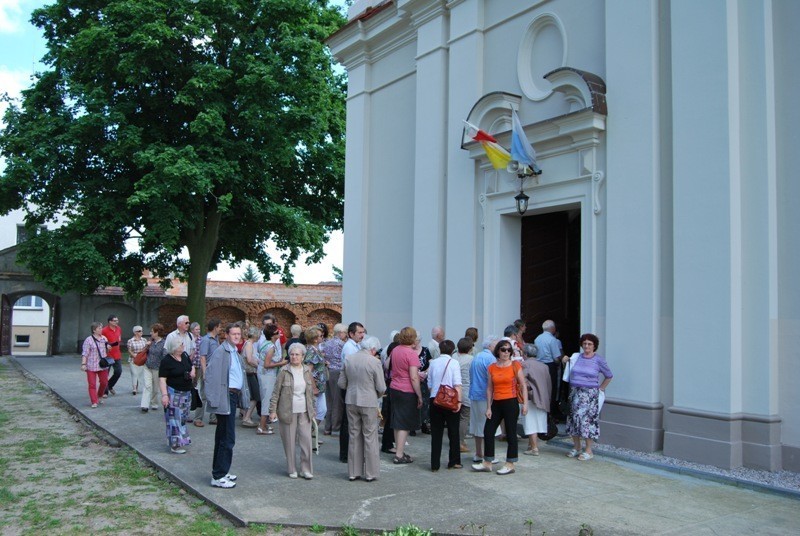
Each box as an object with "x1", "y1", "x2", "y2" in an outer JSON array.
[{"x1": 156, "y1": 298, "x2": 342, "y2": 338}]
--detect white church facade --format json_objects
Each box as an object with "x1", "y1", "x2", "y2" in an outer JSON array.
[{"x1": 328, "y1": 0, "x2": 799, "y2": 471}]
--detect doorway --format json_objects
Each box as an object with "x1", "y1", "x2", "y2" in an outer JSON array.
[
  {"x1": 1, "y1": 292, "x2": 57, "y2": 356},
  {"x1": 519, "y1": 208, "x2": 581, "y2": 355}
]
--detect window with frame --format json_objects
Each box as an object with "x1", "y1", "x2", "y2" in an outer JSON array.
[
  {"x1": 14, "y1": 295, "x2": 44, "y2": 308},
  {"x1": 16, "y1": 224, "x2": 47, "y2": 245},
  {"x1": 14, "y1": 335, "x2": 31, "y2": 347}
]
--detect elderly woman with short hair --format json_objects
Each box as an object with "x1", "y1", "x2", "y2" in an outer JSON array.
[
  {"x1": 142, "y1": 323, "x2": 167, "y2": 412},
  {"x1": 427, "y1": 339, "x2": 463, "y2": 471},
  {"x1": 562, "y1": 333, "x2": 613, "y2": 461},
  {"x1": 269, "y1": 343, "x2": 316, "y2": 479},
  {"x1": 338, "y1": 336, "x2": 386, "y2": 481},
  {"x1": 159, "y1": 335, "x2": 195, "y2": 454},
  {"x1": 521, "y1": 343, "x2": 550, "y2": 456},
  {"x1": 80, "y1": 322, "x2": 110, "y2": 408},
  {"x1": 127, "y1": 325, "x2": 148, "y2": 397}
]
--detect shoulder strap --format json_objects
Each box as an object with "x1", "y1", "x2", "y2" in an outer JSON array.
[
  {"x1": 92, "y1": 337, "x2": 104, "y2": 357},
  {"x1": 438, "y1": 358, "x2": 451, "y2": 384}
]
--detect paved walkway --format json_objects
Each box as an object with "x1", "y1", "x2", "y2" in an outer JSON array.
[{"x1": 14, "y1": 355, "x2": 800, "y2": 535}]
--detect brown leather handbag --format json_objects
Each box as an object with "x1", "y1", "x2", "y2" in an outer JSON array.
[
  {"x1": 432, "y1": 360, "x2": 460, "y2": 412},
  {"x1": 133, "y1": 348, "x2": 148, "y2": 366}
]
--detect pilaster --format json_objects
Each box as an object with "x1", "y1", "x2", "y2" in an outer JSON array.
[{"x1": 602, "y1": 0, "x2": 665, "y2": 452}]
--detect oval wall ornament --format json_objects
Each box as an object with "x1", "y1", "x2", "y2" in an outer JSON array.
[{"x1": 517, "y1": 13, "x2": 567, "y2": 102}]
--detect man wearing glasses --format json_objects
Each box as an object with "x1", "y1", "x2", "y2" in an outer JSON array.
[
  {"x1": 102, "y1": 315, "x2": 123, "y2": 397},
  {"x1": 166, "y1": 315, "x2": 196, "y2": 365}
]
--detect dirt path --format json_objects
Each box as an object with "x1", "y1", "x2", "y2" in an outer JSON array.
[{"x1": 0, "y1": 357, "x2": 311, "y2": 536}]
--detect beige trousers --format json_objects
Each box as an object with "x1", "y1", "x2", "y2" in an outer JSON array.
[
  {"x1": 279, "y1": 412, "x2": 313, "y2": 475},
  {"x1": 141, "y1": 368, "x2": 161, "y2": 409},
  {"x1": 346, "y1": 404, "x2": 380, "y2": 480}
]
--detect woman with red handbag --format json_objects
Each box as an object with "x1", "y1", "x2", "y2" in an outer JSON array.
[
  {"x1": 127, "y1": 326, "x2": 148, "y2": 397},
  {"x1": 427, "y1": 339, "x2": 463, "y2": 471}
]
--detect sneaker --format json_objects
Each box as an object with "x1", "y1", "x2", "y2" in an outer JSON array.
[
  {"x1": 302, "y1": 472, "x2": 313, "y2": 480},
  {"x1": 225, "y1": 473, "x2": 237, "y2": 481},
  {"x1": 170, "y1": 447, "x2": 187, "y2": 454},
  {"x1": 109, "y1": 388, "x2": 116, "y2": 396},
  {"x1": 150, "y1": 405, "x2": 159, "y2": 410},
  {"x1": 141, "y1": 408, "x2": 149, "y2": 413},
  {"x1": 490, "y1": 458, "x2": 500, "y2": 464},
  {"x1": 102, "y1": 393, "x2": 109, "y2": 399},
  {"x1": 211, "y1": 476, "x2": 235, "y2": 488},
  {"x1": 472, "y1": 456, "x2": 482, "y2": 463},
  {"x1": 91, "y1": 403, "x2": 98, "y2": 408},
  {"x1": 288, "y1": 472, "x2": 298, "y2": 479}
]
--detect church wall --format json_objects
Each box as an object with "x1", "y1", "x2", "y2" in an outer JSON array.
[
  {"x1": 773, "y1": 0, "x2": 800, "y2": 471},
  {"x1": 330, "y1": 0, "x2": 795, "y2": 470},
  {"x1": 602, "y1": 0, "x2": 666, "y2": 452},
  {"x1": 365, "y1": 74, "x2": 417, "y2": 338}
]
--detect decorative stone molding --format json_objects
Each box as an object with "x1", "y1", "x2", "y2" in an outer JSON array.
[
  {"x1": 517, "y1": 13, "x2": 567, "y2": 101},
  {"x1": 592, "y1": 171, "x2": 605, "y2": 215},
  {"x1": 461, "y1": 91, "x2": 522, "y2": 147},
  {"x1": 544, "y1": 67, "x2": 608, "y2": 115}
]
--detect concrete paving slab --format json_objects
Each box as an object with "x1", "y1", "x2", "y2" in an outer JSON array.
[{"x1": 14, "y1": 355, "x2": 800, "y2": 535}]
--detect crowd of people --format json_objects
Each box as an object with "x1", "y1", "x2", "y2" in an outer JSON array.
[{"x1": 79, "y1": 314, "x2": 613, "y2": 488}]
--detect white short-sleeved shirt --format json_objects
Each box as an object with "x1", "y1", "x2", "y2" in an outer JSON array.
[{"x1": 426, "y1": 355, "x2": 462, "y2": 398}]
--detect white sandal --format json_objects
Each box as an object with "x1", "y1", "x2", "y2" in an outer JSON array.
[{"x1": 566, "y1": 448, "x2": 581, "y2": 458}]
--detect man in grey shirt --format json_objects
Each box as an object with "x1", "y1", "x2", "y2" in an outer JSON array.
[{"x1": 195, "y1": 318, "x2": 221, "y2": 426}]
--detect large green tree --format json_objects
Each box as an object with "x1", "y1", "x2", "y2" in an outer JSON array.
[{"x1": 0, "y1": 0, "x2": 346, "y2": 324}]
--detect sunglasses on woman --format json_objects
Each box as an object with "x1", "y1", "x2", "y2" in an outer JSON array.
[{"x1": 499, "y1": 347, "x2": 512, "y2": 353}]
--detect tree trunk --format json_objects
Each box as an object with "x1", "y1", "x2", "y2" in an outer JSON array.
[
  {"x1": 186, "y1": 254, "x2": 212, "y2": 329},
  {"x1": 185, "y1": 211, "x2": 222, "y2": 328}
]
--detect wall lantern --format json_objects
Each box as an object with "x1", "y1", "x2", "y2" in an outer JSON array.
[{"x1": 514, "y1": 189, "x2": 530, "y2": 215}]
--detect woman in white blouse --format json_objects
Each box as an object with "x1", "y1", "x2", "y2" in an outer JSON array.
[{"x1": 426, "y1": 339, "x2": 463, "y2": 471}]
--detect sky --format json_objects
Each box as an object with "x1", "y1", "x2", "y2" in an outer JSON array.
[{"x1": 0, "y1": 0, "x2": 344, "y2": 284}]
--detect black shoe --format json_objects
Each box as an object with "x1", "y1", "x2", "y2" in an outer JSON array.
[
  {"x1": 339, "y1": 457, "x2": 348, "y2": 463},
  {"x1": 141, "y1": 408, "x2": 148, "y2": 413}
]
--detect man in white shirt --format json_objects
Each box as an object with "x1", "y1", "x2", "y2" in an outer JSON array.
[
  {"x1": 165, "y1": 315, "x2": 196, "y2": 360},
  {"x1": 338, "y1": 321, "x2": 366, "y2": 461},
  {"x1": 427, "y1": 326, "x2": 445, "y2": 360}
]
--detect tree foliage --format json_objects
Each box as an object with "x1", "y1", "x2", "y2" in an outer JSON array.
[
  {"x1": 0, "y1": 0, "x2": 347, "y2": 323},
  {"x1": 239, "y1": 263, "x2": 261, "y2": 283}
]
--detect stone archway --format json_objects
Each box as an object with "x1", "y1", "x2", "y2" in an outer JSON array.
[
  {"x1": 260, "y1": 307, "x2": 297, "y2": 339},
  {"x1": 306, "y1": 307, "x2": 343, "y2": 336},
  {"x1": 206, "y1": 306, "x2": 247, "y2": 328},
  {"x1": 0, "y1": 290, "x2": 59, "y2": 356}
]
